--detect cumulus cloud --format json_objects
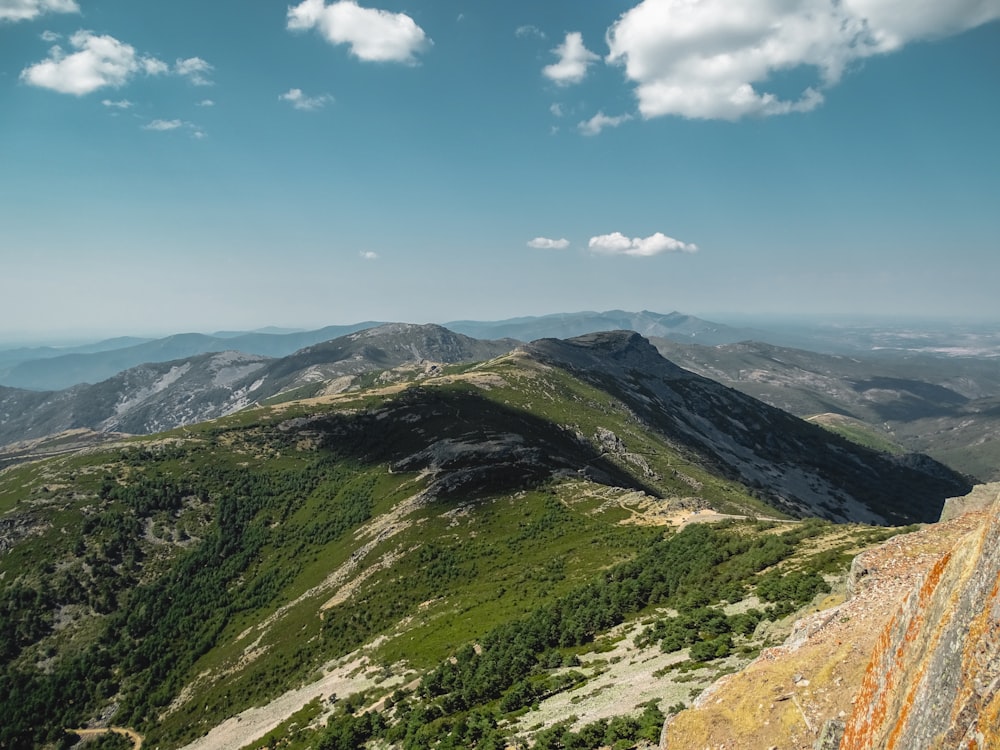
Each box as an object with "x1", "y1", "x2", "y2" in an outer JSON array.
[
  {"x1": 40, "y1": 29, "x2": 60, "y2": 41},
  {"x1": 175, "y1": 56, "x2": 213, "y2": 85},
  {"x1": 1, "y1": 0, "x2": 78, "y2": 23},
  {"x1": 20, "y1": 30, "x2": 167, "y2": 95},
  {"x1": 589, "y1": 231, "x2": 698, "y2": 257},
  {"x1": 543, "y1": 31, "x2": 599, "y2": 86},
  {"x1": 279, "y1": 87, "x2": 334, "y2": 111},
  {"x1": 578, "y1": 111, "x2": 632, "y2": 136},
  {"x1": 527, "y1": 237, "x2": 570, "y2": 250},
  {"x1": 360, "y1": 250, "x2": 378, "y2": 260},
  {"x1": 287, "y1": 0, "x2": 431, "y2": 64},
  {"x1": 606, "y1": 0, "x2": 1000, "y2": 121}
]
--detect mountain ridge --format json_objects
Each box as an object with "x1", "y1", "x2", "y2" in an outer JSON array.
[
  {"x1": 522, "y1": 332, "x2": 968, "y2": 524},
  {"x1": 0, "y1": 324, "x2": 518, "y2": 447},
  {"x1": 0, "y1": 311, "x2": 754, "y2": 392}
]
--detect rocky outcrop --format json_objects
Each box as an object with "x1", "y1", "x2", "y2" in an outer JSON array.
[
  {"x1": 839, "y1": 489, "x2": 1000, "y2": 748},
  {"x1": 660, "y1": 484, "x2": 998, "y2": 750}
]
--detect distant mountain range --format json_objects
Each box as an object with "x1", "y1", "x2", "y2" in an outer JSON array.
[
  {"x1": 444, "y1": 309, "x2": 762, "y2": 346},
  {"x1": 0, "y1": 311, "x2": 761, "y2": 391},
  {"x1": 0, "y1": 323, "x2": 383, "y2": 391},
  {"x1": 0, "y1": 324, "x2": 516, "y2": 446},
  {"x1": 2, "y1": 316, "x2": 997, "y2": 484}
]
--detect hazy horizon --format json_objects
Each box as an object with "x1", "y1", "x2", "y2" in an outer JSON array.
[{"x1": 2, "y1": 308, "x2": 998, "y2": 350}]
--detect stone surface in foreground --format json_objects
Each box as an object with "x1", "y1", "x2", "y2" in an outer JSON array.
[{"x1": 661, "y1": 485, "x2": 998, "y2": 750}]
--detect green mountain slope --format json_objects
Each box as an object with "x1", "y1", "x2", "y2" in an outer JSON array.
[{"x1": 0, "y1": 333, "x2": 968, "y2": 749}]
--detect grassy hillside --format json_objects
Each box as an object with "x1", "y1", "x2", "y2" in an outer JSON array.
[{"x1": 0, "y1": 347, "x2": 946, "y2": 749}]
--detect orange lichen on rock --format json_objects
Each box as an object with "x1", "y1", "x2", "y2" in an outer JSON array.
[
  {"x1": 841, "y1": 492, "x2": 1000, "y2": 749},
  {"x1": 659, "y1": 486, "x2": 999, "y2": 750},
  {"x1": 660, "y1": 508, "x2": 986, "y2": 750}
]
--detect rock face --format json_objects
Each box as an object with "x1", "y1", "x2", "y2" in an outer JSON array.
[
  {"x1": 840, "y1": 492, "x2": 1000, "y2": 749},
  {"x1": 659, "y1": 484, "x2": 998, "y2": 750}
]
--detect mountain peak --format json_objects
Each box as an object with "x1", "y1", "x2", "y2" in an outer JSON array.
[{"x1": 524, "y1": 330, "x2": 691, "y2": 379}]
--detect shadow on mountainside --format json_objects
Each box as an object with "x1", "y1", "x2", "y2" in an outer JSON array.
[{"x1": 296, "y1": 387, "x2": 663, "y2": 502}]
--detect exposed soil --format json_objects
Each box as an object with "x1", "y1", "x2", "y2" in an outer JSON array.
[
  {"x1": 176, "y1": 652, "x2": 404, "y2": 750},
  {"x1": 67, "y1": 726, "x2": 143, "y2": 749}
]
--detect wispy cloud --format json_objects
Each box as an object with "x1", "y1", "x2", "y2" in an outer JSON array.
[
  {"x1": 527, "y1": 237, "x2": 570, "y2": 250},
  {"x1": 287, "y1": 0, "x2": 431, "y2": 64},
  {"x1": 143, "y1": 119, "x2": 184, "y2": 131},
  {"x1": 279, "y1": 88, "x2": 334, "y2": 111},
  {"x1": 1, "y1": 0, "x2": 78, "y2": 23},
  {"x1": 359, "y1": 250, "x2": 378, "y2": 260},
  {"x1": 578, "y1": 111, "x2": 632, "y2": 136},
  {"x1": 40, "y1": 29, "x2": 60, "y2": 41},
  {"x1": 141, "y1": 119, "x2": 205, "y2": 139},
  {"x1": 20, "y1": 30, "x2": 167, "y2": 95},
  {"x1": 175, "y1": 56, "x2": 214, "y2": 86},
  {"x1": 101, "y1": 98, "x2": 133, "y2": 109},
  {"x1": 543, "y1": 31, "x2": 599, "y2": 86},
  {"x1": 515, "y1": 24, "x2": 545, "y2": 40},
  {"x1": 589, "y1": 232, "x2": 698, "y2": 257},
  {"x1": 196, "y1": 99, "x2": 215, "y2": 107},
  {"x1": 606, "y1": 0, "x2": 1000, "y2": 121}
]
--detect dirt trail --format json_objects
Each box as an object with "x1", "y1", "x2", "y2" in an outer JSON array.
[{"x1": 67, "y1": 727, "x2": 143, "y2": 748}]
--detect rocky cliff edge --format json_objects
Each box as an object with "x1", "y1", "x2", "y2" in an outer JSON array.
[{"x1": 661, "y1": 483, "x2": 999, "y2": 749}]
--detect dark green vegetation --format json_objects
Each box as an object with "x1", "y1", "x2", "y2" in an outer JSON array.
[{"x1": 0, "y1": 332, "x2": 971, "y2": 749}]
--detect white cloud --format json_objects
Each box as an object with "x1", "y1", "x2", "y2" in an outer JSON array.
[
  {"x1": 360, "y1": 250, "x2": 378, "y2": 260},
  {"x1": 515, "y1": 24, "x2": 545, "y2": 39},
  {"x1": 279, "y1": 87, "x2": 334, "y2": 111},
  {"x1": 0, "y1": 0, "x2": 78, "y2": 23},
  {"x1": 101, "y1": 98, "x2": 132, "y2": 108},
  {"x1": 196, "y1": 98, "x2": 215, "y2": 107},
  {"x1": 589, "y1": 231, "x2": 698, "y2": 257},
  {"x1": 578, "y1": 111, "x2": 632, "y2": 136},
  {"x1": 143, "y1": 119, "x2": 184, "y2": 131},
  {"x1": 20, "y1": 30, "x2": 167, "y2": 95},
  {"x1": 175, "y1": 56, "x2": 213, "y2": 86},
  {"x1": 606, "y1": 0, "x2": 1000, "y2": 121},
  {"x1": 40, "y1": 29, "x2": 60, "y2": 41},
  {"x1": 527, "y1": 237, "x2": 570, "y2": 250},
  {"x1": 287, "y1": 0, "x2": 431, "y2": 64},
  {"x1": 549, "y1": 103, "x2": 563, "y2": 117},
  {"x1": 543, "y1": 31, "x2": 599, "y2": 86}
]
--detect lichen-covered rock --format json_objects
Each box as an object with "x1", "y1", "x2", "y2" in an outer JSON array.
[{"x1": 840, "y1": 492, "x2": 1000, "y2": 749}]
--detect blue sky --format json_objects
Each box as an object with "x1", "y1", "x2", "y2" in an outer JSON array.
[{"x1": 2, "y1": 0, "x2": 999, "y2": 340}]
